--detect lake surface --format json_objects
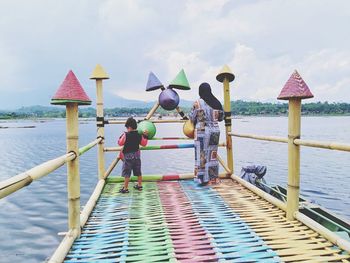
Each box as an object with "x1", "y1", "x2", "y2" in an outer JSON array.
[{"x1": 0, "y1": 116, "x2": 349, "y2": 262}]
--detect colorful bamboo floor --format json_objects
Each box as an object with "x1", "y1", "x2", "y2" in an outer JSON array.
[{"x1": 65, "y1": 179, "x2": 350, "y2": 262}]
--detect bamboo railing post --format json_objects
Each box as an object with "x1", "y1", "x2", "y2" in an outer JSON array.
[
  {"x1": 216, "y1": 65, "x2": 235, "y2": 176},
  {"x1": 90, "y1": 64, "x2": 109, "y2": 180},
  {"x1": 51, "y1": 70, "x2": 92, "y2": 235},
  {"x1": 277, "y1": 70, "x2": 314, "y2": 220},
  {"x1": 65, "y1": 102, "x2": 81, "y2": 233},
  {"x1": 286, "y1": 98, "x2": 301, "y2": 220}
]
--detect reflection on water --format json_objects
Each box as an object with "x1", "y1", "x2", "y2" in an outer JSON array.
[{"x1": 0, "y1": 117, "x2": 349, "y2": 262}]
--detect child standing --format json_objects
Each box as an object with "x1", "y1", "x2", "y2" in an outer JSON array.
[{"x1": 118, "y1": 117, "x2": 148, "y2": 193}]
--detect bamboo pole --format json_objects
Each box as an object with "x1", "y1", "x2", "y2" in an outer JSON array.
[
  {"x1": 175, "y1": 106, "x2": 188, "y2": 119},
  {"x1": 0, "y1": 138, "x2": 101, "y2": 199},
  {"x1": 295, "y1": 212, "x2": 350, "y2": 253},
  {"x1": 80, "y1": 179, "x2": 105, "y2": 227},
  {"x1": 145, "y1": 102, "x2": 159, "y2": 120},
  {"x1": 107, "y1": 172, "x2": 229, "y2": 182},
  {"x1": 78, "y1": 138, "x2": 102, "y2": 156},
  {"x1": 96, "y1": 79, "x2": 105, "y2": 179},
  {"x1": 286, "y1": 98, "x2": 301, "y2": 220},
  {"x1": 151, "y1": 137, "x2": 191, "y2": 140},
  {"x1": 106, "y1": 119, "x2": 186, "y2": 124},
  {"x1": 229, "y1": 132, "x2": 288, "y2": 144},
  {"x1": 104, "y1": 142, "x2": 226, "y2": 152},
  {"x1": 66, "y1": 103, "x2": 81, "y2": 235},
  {"x1": 0, "y1": 152, "x2": 75, "y2": 199},
  {"x1": 217, "y1": 154, "x2": 232, "y2": 175},
  {"x1": 223, "y1": 78, "x2": 234, "y2": 175},
  {"x1": 231, "y1": 174, "x2": 287, "y2": 212},
  {"x1": 104, "y1": 157, "x2": 121, "y2": 179},
  {"x1": 294, "y1": 139, "x2": 350, "y2": 152},
  {"x1": 48, "y1": 229, "x2": 78, "y2": 263}
]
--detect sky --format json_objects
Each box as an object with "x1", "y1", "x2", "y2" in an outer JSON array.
[{"x1": 1, "y1": 0, "x2": 350, "y2": 109}]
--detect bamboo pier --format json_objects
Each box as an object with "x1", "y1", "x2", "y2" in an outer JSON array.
[{"x1": 1, "y1": 66, "x2": 350, "y2": 262}]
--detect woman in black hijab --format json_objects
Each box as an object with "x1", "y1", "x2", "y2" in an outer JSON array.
[{"x1": 189, "y1": 83, "x2": 224, "y2": 185}]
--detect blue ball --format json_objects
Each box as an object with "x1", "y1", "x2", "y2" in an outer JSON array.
[{"x1": 159, "y1": 88, "x2": 180, "y2": 111}]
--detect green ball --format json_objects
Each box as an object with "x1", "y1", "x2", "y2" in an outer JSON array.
[{"x1": 137, "y1": 120, "x2": 156, "y2": 139}]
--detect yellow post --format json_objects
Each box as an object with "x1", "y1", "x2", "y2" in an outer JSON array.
[
  {"x1": 51, "y1": 70, "x2": 92, "y2": 236},
  {"x1": 277, "y1": 70, "x2": 314, "y2": 220},
  {"x1": 286, "y1": 99, "x2": 301, "y2": 220},
  {"x1": 90, "y1": 64, "x2": 109, "y2": 179},
  {"x1": 66, "y1": 103, "x2": 81, "y2": 234},
  {"x1": 216, "y1": 65, "x2": 235, "y2": 175}
]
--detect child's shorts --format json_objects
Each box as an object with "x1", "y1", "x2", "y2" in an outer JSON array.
[{"x1": 122, "y1": 152, "x2": 142, "y2": 178}]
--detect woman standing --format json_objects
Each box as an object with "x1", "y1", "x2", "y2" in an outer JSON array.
[{"x1": 189, "y1": 82, "x2": 224, "y2": 185}]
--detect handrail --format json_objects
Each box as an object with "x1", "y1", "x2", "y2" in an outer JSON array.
[
  {"x1": 229, "y1": 132, "x2": 288, "y2": 143},
  {"x1": 106, "y1": 119, "x2": 186, "y2": 124},
  {"x1": 79, "y1": 138, "x2": 102, "y2": 155},
  {"x1": 0, "y1": 152, "x2": 75, "y2": 199},
  {"x1": 104, "y1": 142, "x2": 226, "y2": 152},
  {"x1": 0, "y1": 138, "x2": 101, "y2": 199},
  {"x1": 294, "y1": 138, "x2": 350, "y2": 152},
  {"x1": 229, "y1": 132, "x2": 350, "y2": 152}
]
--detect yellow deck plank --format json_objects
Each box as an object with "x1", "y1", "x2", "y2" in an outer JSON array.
[{"x1": 214, "y1": 179, "x2": 350, "y2": 262}]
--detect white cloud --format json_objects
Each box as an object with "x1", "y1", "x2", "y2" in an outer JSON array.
[{"x1": 1, "y1": 0, "x2": 350, "y2": 108}]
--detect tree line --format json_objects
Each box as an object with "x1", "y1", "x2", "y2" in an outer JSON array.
[{"x1": 1, "y1": 101, "x2": 350, "y2": 119}]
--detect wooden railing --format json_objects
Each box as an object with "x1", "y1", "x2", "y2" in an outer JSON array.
[{"x1": 0, "y1": 138, "x2": 101, "y2": 199}]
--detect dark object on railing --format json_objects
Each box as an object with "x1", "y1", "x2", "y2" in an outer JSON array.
[{"x1": 240, "y1": 165, "x2": 270, "y2": 193}]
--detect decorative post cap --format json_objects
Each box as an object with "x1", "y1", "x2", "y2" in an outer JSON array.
[
  {"x1": 90, "y1": 64, "x2": 109, "y2": 80},
  {"x1": 146, "y1": 72, "x2": 164, "y2": 91},
  {"x1": 277, "y1": 70, "x2": 314, "y2": 100},
  {"x1": 168, "y1": 69, "x2": 190, "y2": 90},
  {"x1": 51, "y1": 70, "x2": 91, "y2": 105},
  {"x1": 216, "y1": 65, "x2": 235, "y2": 83}
]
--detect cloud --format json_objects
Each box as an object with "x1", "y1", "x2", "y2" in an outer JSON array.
[{"x1": 0, "y1": 0, "x2": 350, "y2": 108}]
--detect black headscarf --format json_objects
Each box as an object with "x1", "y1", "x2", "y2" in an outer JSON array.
[{"x1": 199, "y1": 82, "x2": 223, "y2": 110}]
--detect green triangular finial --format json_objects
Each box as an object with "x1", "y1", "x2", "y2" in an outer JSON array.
[
  {"x1": 90, "y1": 64, "x2": 109, "y2": 80},
  {"x1": 216, "y1": 65, "x2": 235, "y2": 83},
  {"x1": 169, "y1": 69, "x2": 190, "y2": 90}
]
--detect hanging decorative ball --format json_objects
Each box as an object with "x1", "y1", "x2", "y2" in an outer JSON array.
[
  {"x1": 183, "y1": 120, "x2": 195, "y2": 139},
  {"x1": 137, "y1": 120, "x2": 156, "y2": 139},
  {"x1": 158, "y1": 88, "x2": 180, "y2": 111}
]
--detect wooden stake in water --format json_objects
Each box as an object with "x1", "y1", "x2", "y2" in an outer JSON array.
[
  {"x1": 90, "y1": 64, "x2": 109, "y2": 179},
  {"x1": 277, "y1": 70, "x2": 314, "y2": 220},
  {"x1": 216, "y1": 65, "x2": 235, "y2": 175}
]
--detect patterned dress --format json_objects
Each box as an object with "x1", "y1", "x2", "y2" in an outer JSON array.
[{"x1": 189, "y1": 99, "x2": 224, "y2": 184}]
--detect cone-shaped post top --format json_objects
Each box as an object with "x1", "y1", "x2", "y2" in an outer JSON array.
[
  {"x1": 277, "y1": 70, "x2": 314, "y2": 100},
  {"x1": 146, "y1": 72, "x2": 164, "y2": 91},
  {"x1": 51, "y1": 70, "x2": 91, "y2": 106},
  {"x1": 90, "y1": 64, "x2": 109, "y2": 80},
  {"x1": 168, "y1": 69, "x2": 190, "y2": 90},
  {"x1": 216, "y1": 65, "x2": 235, "y2": 83}
]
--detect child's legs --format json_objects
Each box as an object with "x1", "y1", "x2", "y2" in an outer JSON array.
[
  {"x1": 132, "y1": 158, "x2": 142, "y2": 186},
  {"x1": 124, "y1": 176, "x2": 130, "y2": 189},
  {"x1": 122, "y1": 159, "x2": 132, "y2": 189},
  {"x1": 137, "y1": 175, "x2": 142, "y2": 187}
]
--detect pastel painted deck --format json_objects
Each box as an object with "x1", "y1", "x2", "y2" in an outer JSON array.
[{"x1": 65, "y1": 179, "x2": 349, "y2": 262}]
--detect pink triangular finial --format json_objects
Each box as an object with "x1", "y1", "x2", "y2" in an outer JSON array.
[
  {"x1": 51, "y1": 70, "x2": 91, "y2": 105},
  {"x1": 277, "y1": 70, "x2": 314, "y2": 100}
]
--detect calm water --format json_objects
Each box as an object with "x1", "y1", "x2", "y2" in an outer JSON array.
[{"x1": 0, "y1": 117, "x2": 349, "y2": 262}]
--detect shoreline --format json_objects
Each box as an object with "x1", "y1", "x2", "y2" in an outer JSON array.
[{"x1": 1, "y1": 113, "x2": 350, "y2": 122}]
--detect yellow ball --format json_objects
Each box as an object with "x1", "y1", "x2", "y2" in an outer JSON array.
[{"x1": 183, "y1": 120, "x2": 195, "y2": 139}]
